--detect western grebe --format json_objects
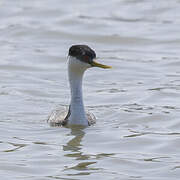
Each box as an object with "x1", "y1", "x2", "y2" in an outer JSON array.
[{"x1": 48, "y1": 45, "x2": 111, "y2": 126}]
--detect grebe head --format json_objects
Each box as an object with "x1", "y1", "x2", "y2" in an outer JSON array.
[{"x1": 68, "y1": 45, "x2": 111, "y2": 72}]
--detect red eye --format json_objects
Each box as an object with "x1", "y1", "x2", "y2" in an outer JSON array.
[{"x1": 84, "y1": 55, "x2": 89, "y2": 62}]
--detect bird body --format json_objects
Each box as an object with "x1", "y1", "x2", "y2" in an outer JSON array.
[{"x1": 48, "y1": 45, "x2": 111, "y2": 127}]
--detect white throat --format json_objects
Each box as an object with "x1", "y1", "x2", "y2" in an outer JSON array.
[{"x1": 67, "y1": 56, "x2": 91, "y2": 126}]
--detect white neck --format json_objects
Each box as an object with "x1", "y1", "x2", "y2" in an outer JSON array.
[{"x1": 67, "y1": 57, "x2": 90, "y2": 126}]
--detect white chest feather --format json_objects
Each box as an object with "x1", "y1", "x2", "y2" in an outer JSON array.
[{"x1": 67, "y1": 56, "x2": 91, "y2": 126}]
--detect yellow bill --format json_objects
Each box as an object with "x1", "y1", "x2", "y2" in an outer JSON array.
[{"x1": 91, "y1": 60, "x2": 112, "y2": 69}]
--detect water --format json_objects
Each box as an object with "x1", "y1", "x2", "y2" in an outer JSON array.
[{"x1": 1, "y1": 0, "x2": 180, "y2": 179}]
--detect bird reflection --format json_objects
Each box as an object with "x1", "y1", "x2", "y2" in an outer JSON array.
[
  {"x1": 63, "y1": 126, "x2": 97, "y2": 174},
  {"x1": 63, "y1": 126, "x2": 85, "y2": 152},
  {"x1": 63, "y1": 125, "x2": 88, "y2": 159}
]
